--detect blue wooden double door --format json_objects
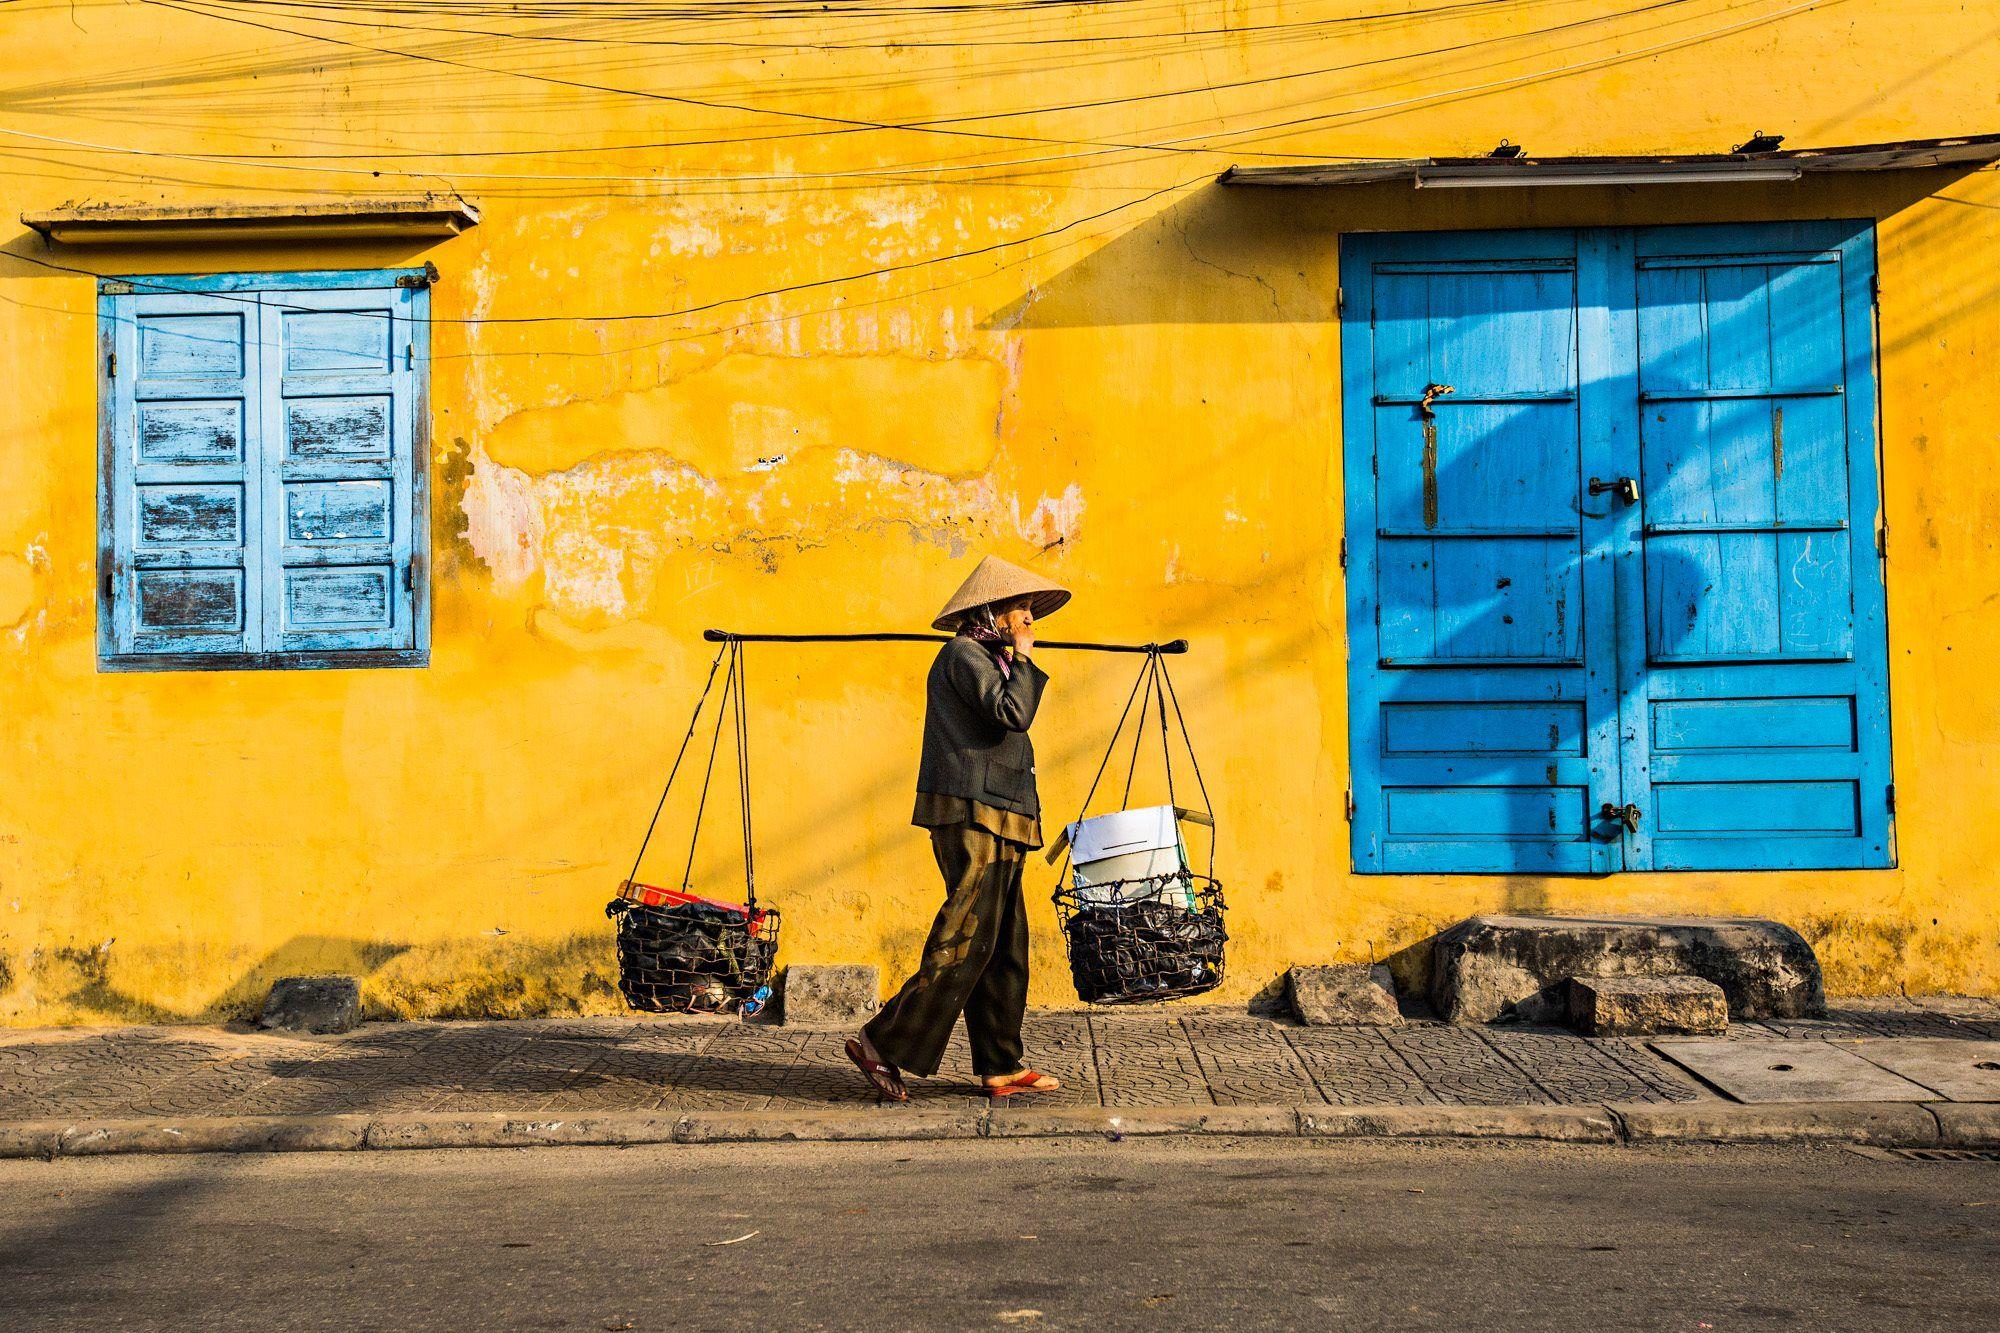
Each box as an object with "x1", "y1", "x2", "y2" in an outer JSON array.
[{"x1": 1342, "y1": 222, "x2": 1893, "y2": 873}]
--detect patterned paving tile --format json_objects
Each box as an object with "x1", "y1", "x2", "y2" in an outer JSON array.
[
  {"x1": 1089, "y1": 1015, "x2": 1213, "y2": 1107},
  {"x1": 1182, "y1": 1015, "x2": 1328, "y2": 1106},
  {"x1": 1384, "y1": 1026, "x2": 1553, "y2": 1106},
  {"x1": 423, "y1": 1039, "x2": 613, "y2": 1113},
  {"x1": 986, "y1": 1012, "x2": 1101, "y2": 1110},
  {"x1": 0, "y1": 1006, "x2": 1983, "y2": 1118},
  {"x1": 656, "y1": 1026, "x2": 811, "y2": 1111},
  {"x1": 1281, "y1": 1027, "x2": 1439, "y2": 1106},
  {"x1": 114, "y1": 1058, "x2": 307, "y2": 1117},
  {"x1": 1478, "y1": 1028, "x2": 1705, "y2": 1104}
]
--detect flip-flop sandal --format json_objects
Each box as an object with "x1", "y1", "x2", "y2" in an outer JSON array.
[
  {"x1": 983, "y1": 1070, "x2": 1060, "y2": 1099},
  {"x1": 845, "y1": 1038, "x2": 908, "y2": 1102}
]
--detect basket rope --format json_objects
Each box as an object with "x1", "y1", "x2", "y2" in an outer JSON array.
[
  {"x1": 1062, "y1": 647, "x2": 1215, "y2": 884},
  {"x1": 1053, "y1": 646, "x2": 1225, "y2": 1004},
  {"x1": 626, "y1": 640, "x2": 759, "y2": 913}
]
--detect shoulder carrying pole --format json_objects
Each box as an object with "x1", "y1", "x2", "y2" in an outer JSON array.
[{"x1": 704, "y1": 629, "x2": 1187, "y2": 655}]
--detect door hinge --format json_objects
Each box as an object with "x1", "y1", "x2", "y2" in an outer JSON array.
[
  {"x1": 1876, "y1": 524, "x2": 1888, "y2": 558},
  {"x1": 1336, "y1": 285, "x2": 1345, "y2": 317},
  {"x1": 101, "y1": 565, "x2": 114, "y2": 603},
  {"x1": 1344, "y1": 788, "x2": 1356, "y2": 821},
  {"x1": 406, "y1": 344, "x2": 415, "y2": 370},
  {"x1": 1338, "y1": 536, "x2": 1348, "y2": 570},
  {"x1": 395, "y1": 262, "x2": 440, "y2": 290},
  {"x1": 106, "y1": 351, "x2": 116, "y2": 379},
  {"x1": 1886, "y1": 782, "x2": 1896, "y2": 813},
  {"x1": 404, "y1": 561, "x2": 418, "y2": 593}
]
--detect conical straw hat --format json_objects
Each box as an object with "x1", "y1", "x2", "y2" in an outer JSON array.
[{"x1": 932, "y1": 555, "x2": 1072, "y2": 631}]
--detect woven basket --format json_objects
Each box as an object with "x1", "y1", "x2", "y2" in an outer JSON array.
[
  {"x1": 605, "y1": 894, "x2": 780, "y2": 1015},
  {"x1": 1052, "y1": 872, "x2": 1225, "y2": 1005}
]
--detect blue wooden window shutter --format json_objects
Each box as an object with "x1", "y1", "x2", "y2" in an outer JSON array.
[
  {"x1": 1342, "y1": 223, "x2": 1893, "y2": 874},
  {"x1": 99, "y1": 271, "x2": 430, "y2": 670}
]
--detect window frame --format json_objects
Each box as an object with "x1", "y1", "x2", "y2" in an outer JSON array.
[{"x1": 95, "y1": 267, "x2": 432, "y2": 673}]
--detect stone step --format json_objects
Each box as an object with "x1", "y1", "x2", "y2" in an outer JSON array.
[
  {"x1": 1286, "y1": 964, "x2": 1402, "y2": 1026},
  {"x1": 1569, "y1": 975, "x2": 1728, "y2": 1036},
  {"x1": 1388, "y1": 914, "x2": 1826, "y2": 1025}
]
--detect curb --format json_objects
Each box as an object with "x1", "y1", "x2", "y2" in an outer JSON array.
[{"x1": 0, "y1": 1100, "x2": 1992, "y2": 1160}]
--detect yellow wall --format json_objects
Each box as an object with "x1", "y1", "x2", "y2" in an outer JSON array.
[{"x1": 3, "y1": 0, "x2": 1998, "y2": 1024}]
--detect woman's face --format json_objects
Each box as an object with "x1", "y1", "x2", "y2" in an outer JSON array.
[{"x1": 991, "y1": 596, "x2": 1035, "y2": 636}]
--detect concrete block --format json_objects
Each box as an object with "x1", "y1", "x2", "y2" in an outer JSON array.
[
  {"x1": 1287, "y1": 964, "x2": 1401, "y2": 1026},
  {"x1": 781, "y1": 964, "x2": 879, "y2": 1026},
  {"x1": 672, "y1": 1109, "x2": 986, "y2": 1143},
  {"x1": 257, "y1": 975, "x2": 361, "y2": 1034},
  {"x1": 1298, "y1": 1105, "x2": 1618, "y2": 1142},
  {"x1": 0, "y1": 1124, "x2": 62, "y2": 1159},
  {"x1": 1425, "y1": 915, "x2": 1825, "y2": 1023},
  {"x1": 1611, "y1": 1101, "x2": 1940, "y2": 1147},
  {"x1": 1931, "y1": 1103, "x2": 2000, "y2": 1148},
  {"x1": 982, "y1": 1107, "x2": 1299, "y2": 1139},
  {"x1": 1569, "y1": 975, "x2": 1728, "y2": 1036}
]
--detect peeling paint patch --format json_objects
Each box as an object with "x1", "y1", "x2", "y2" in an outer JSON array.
[
  {"x1": 1016, "y1": 483, "x2": 1086, "y2": 549},
  {"x1": 460, "y1": 444, "x2": 547, "y2": 590}
]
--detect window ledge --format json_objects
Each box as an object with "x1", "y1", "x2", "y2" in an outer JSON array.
[
  {"x1": 24, "y1": 196, "x2": 480, "y2": 245},
  {"x1": 99, "y1": 649, "x2": 430, "y2": 673}
]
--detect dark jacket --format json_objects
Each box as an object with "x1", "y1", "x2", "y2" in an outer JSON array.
[{"x1": 915, "y1": 635, "x2": 1049, "y2": 818}]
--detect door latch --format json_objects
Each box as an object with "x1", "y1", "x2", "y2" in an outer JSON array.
[
  {"x1": 1588, "y1": 476, "x2": 1641, "y2": 504},
  {"x1": 1598, "y1": 802, "x2": 1642, "y2": 837}
]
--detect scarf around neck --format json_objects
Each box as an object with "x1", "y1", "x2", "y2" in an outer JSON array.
[{"x1": 963, "y1": 623, "x2": 1013, "y2": 678}]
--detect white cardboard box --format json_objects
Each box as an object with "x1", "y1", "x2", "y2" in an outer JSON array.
[{"x1": 1053, "y1": 804, "x2": 1213, "y2": 909}]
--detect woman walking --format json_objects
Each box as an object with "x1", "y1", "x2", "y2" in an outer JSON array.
[{"x1": 846, "y1": 556, "x2": 1070, "y2": 1101}]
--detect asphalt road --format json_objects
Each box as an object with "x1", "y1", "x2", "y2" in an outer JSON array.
[{"x1": 0, "y1": 1139, "x2": 1994, "y2": 1331}]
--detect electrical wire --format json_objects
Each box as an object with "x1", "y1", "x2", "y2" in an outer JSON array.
[
  {"x1": 162, "y1": 0, "x2": 1565, "y2": 55},
  {"x1": 0, "y1": 170, "x2": 1210, "y2": 326},
  {"x1": 2, "y1": 0, "x2": 1779, "y2": 192},
  {"x1": 145, "y1": 0, "x2": 1707, "y2": 157}
]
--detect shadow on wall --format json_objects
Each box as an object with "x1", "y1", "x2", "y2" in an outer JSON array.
[
  {"x1": 7, "y1": 935, "x2": 412, "y2": 1025},
  {"x1": 984, "y1": 168, "x2": 1984, "y2": 332}
]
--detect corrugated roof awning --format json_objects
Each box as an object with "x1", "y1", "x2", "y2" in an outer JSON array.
[
  {"x1": 1219, "y1": 133, "x2": 2000, "y2": 189},
  {"x1": 22, "y1": 196, "x2": 480, "y2": 244}
]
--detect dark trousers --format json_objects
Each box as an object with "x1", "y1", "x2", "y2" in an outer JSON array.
[{"x1": 863, "y1": 825, "x2": 1029, "y2": 1079}]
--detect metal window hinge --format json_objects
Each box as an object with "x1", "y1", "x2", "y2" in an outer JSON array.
[
  {"x1": 1886, "y1": 783, "x2": 1896, "y2": 813},
  {"x1": 1338, "y1": 535, "x2": 1348, "y2": 570},
  {"x1": 106, "y1": 351, "x2": 116, "y2": 379},
  {"x1": 406, "y1": 344, "x2": 415, "y2": 370},
  {"x1": 1345, "y1": 788, "x2": 1356, "y2": 821},
  {"x1": 1876, "y1": 524, "x2": 1888, "y2": 557},
  {"x1": 403, "y1": 562, "x2": 418, "y2": 593},
  {"x1": 1336, "y1": 285, "x2": 1345, "y2": 317},
  {"x1": 101, "y1": 566, "x2": 114, "y2": 603}
]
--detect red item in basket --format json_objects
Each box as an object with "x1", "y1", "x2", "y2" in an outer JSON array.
[{"x1": 618, "y1": 881, "x2": 768, "y2": 935}]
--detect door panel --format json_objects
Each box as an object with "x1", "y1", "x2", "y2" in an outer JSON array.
[
  {"x1": 1344, "y1": 232, "x2": 1620, "y2": 874},
  {"x1": 1343, "y1": 222, "x2": 1893, "y2": 873},
  {"x1": 1624, "y1": 224, "x2": 1892, "y2": 869}
]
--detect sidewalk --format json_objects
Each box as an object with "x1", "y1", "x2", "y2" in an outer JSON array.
[{"x1": 2, "y1": 999, "x2": 1996, "y2": 1158}]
